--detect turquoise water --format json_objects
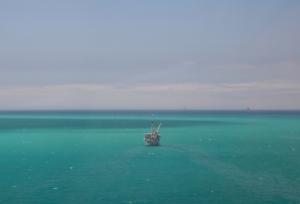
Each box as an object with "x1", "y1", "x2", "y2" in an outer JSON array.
[{"x1": 0, "y1": 111, "x2": 300, "y2": 204}]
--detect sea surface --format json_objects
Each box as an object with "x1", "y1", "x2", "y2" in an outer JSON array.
[{"x1": 0, "y1": 110, "x2": 300, "y2": 204}]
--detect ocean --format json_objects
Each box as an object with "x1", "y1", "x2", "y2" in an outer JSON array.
[{"x1": 0, "y1": 111, "x2": 299, "y2": 204}]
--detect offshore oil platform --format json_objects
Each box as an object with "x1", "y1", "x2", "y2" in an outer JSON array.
[{"x1": 144, "y1": 122, "x2": 162, "y2": 146}]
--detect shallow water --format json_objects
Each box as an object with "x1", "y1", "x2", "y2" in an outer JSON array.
[{"x1": 0, "y1": 111, "x2": 300, "y2": 203}]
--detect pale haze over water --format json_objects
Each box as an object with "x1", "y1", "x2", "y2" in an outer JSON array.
[{"x1": 0, "y1": 0, "x2": 300, "y2": 109}]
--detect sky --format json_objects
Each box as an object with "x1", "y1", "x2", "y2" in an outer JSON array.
[{"x1": 0, "y1": 0, "x2": 300, "y2": 109}]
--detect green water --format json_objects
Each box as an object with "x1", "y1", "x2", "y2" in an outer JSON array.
[{"x1": 0, "y1": 111, "x2": 300, "y2": 204}]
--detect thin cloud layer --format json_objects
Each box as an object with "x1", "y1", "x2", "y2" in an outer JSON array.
[
  {"x1": 0, "y1": 1, "x2": 299, "y2": 109},
  {"x1": 1, "y1": 81, "x2": 299, "y2": 109}
]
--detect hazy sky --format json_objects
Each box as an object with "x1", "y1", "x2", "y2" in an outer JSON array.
[{"x1": 0, "y1": 0, "x2": 299, "y2": 109}]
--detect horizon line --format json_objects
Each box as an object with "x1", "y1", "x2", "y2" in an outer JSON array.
[{"x1": 0, "y1": 109, "x2": 300, "y2": 112}]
